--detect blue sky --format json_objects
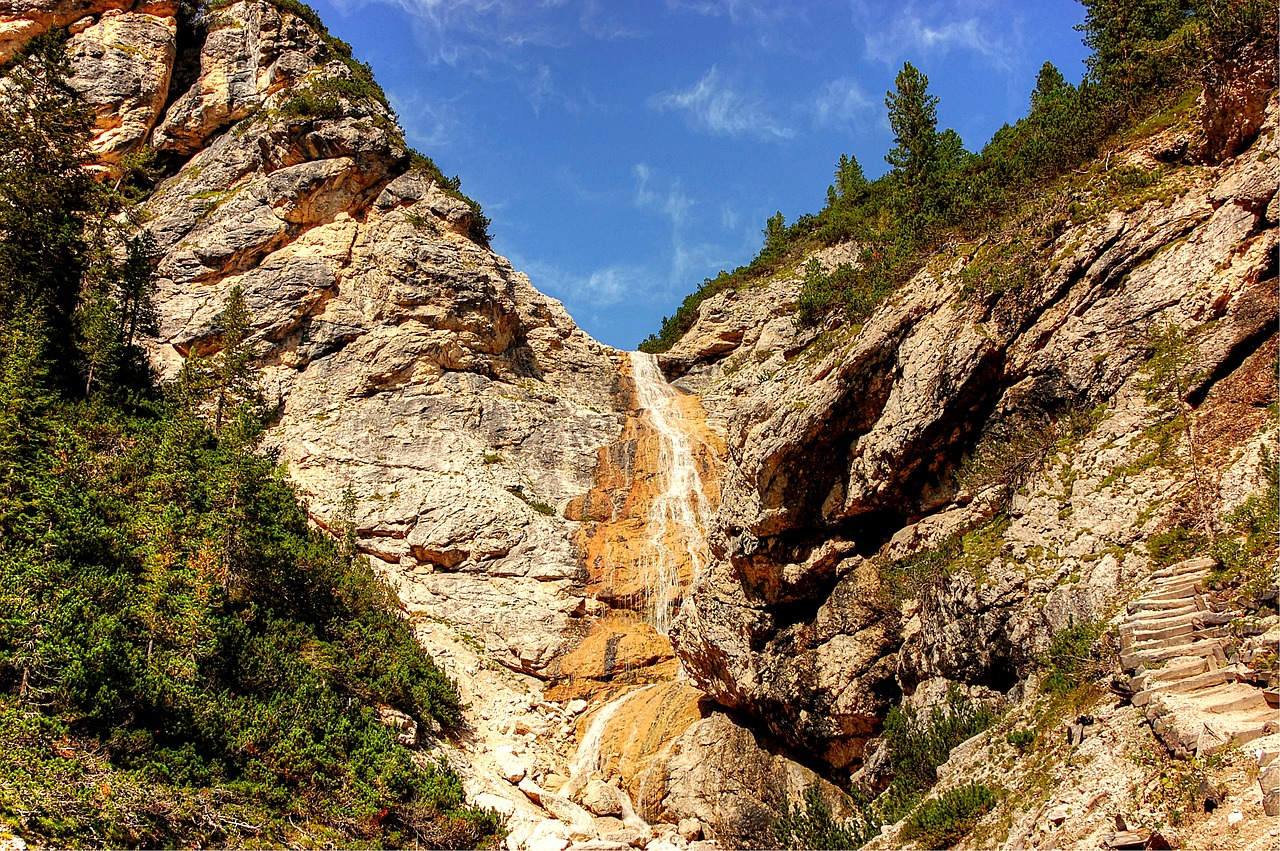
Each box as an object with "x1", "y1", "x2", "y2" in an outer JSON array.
[{"x1": 310, "y1": 0, "x2": 1091, "y2": 349}]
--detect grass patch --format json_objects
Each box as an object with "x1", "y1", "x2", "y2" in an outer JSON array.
[
  {"x1": 1209, "y1": 460, "x2": 1278, "y2": 600},
  {"x1": 1007, "y1": 729, "x2": 1036, "y2": 753},
  {"x1": 877, "y1": 514, "x2": 1010, "y2": 604},
  {"x1": 884, "y1": 687, "x2": 1000, "y2": 795},
  {"x1": 1145, "y1": 526, "x2": 1208, "y2": 567},
  {"x1": 772, "y1": 688, "x2": 999, "y2": 850},
  {"x1": 506, "y1": 485, "x2": 556, "y2": 516}
]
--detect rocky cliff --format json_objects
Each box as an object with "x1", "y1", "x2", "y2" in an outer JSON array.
[
  {"x1": 4, "y1": 0, "x2": 1277, "y2": 847},
  {"x1": 664, "y1": 63, "x2": 1279, "y2": 846},
  {"x1": 0, "y1": 0, "x2": 633, "y2": 678},
  {"x1": 0, "y1": 1, "x2": 847, "y2": 847}
]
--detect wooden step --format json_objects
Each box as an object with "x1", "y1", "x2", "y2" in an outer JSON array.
[
  {"x1": 1132, "y1": 668, "x2": 1238, "y2": 707},
  {"x1": 1149, "y1": 556, "x2": 1216, "y2": 580},
  {"x1": 1193, "y1": 683, "x2": 1270, "y2": 714},
  {"x1": 1151, "y1": 573, "x2": 1209, "y2": 592},
  {"x1": 1123, "y1": 639, "x2": 1225, "y2": 670},
  {"x1": 1126, "y1": 632, "x2": 1195, "y2": 655},
  {"x1": 1192, "y1": 713, "x2": 1277, "y2": 757},
  {"x1": 1129, "y1": 622, "x2": 1194, "y2": 645},
  {"x1": 1122, "y1": 611, "x2": 1200, "y2": 634},
  {"x1": 1128, "y1": 598, "x2": 1198, "y2": 614},
  {"x1": 1143, "y1": 585, "x2": 1202, "y2": 603},
  {"x1": 1131, "y1": 657, "x2": 1209, "y2": 689}
]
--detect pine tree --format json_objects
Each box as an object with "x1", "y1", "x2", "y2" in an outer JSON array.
[
  {"x1": 884, "y1": 62, "x2": 939, "y2": 189},
  {"x1": 1030, "y1": 61, "x2": 1071, "y2": 114},
  {"x1": 763, "y1": 211, "x2": 786, "y2": 253},
  {"x1": 0, "y1": 30, "x2": 95, "y2": 382},
  {"x1": 1077, "y1": 0, "x2": 1191, "y2": 104},
  {"x1": 827, "y1": 153, "x2": 867, "y2": 206}
]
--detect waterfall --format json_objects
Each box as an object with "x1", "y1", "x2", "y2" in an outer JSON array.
[
  {"x1": 629, "y1": 352, "x2": 711, "y2": 635},
  {"x1": 562, "y1": 684, "x2": 660, "y2": 798}
]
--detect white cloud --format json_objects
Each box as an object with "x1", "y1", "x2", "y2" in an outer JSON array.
[
  {"x1": 857, "y1": 1, "x2": 1016, "y2": 71},
  {"x1": 514, "y1": 255, "x2": 647, "y2": 309},
  {"x1": 633, "y1": 164, "x2": 693, "y2": 230},
  {"x1": 650, "y1": 66, "x2": 794, "y2": 141},
  {"x1": 525, "y1": 64, "x2": 555, "y2": 115},
  {"x1": 663, "y1": 0, "x2": 809, "y2": 50},
  {"x1": 632, "y1": 163, "x2": 739, "y2": 289},
  {"x1": 331, "y1": 0, "x2": 636, "y2": 66},
  {"x1": 720, "y1": 204, "x2": 740, "y2": 232},
  {"x1": 810, "y1": 78, "x2": 874, "y2": 130},
  {"x1": 386, "y1": 88, "x2": 466, "y2": 150}
]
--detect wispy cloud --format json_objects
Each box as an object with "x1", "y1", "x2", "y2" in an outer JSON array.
[
  {"x1": 633, "y1": 164, "x2": 693, "y2": 230},
  {"x1": 809, "y1": 77, "x2": 874, "y2": 130},
  {"x1": 650, "y1": 66, "x2": 794, "y2": 141},
  {"x1": 333, "y1": 0, "x2": 638, "y2": 67},
  {"x1": 632, "y1": 163, "x2": 739, "y2": 288},
  {"x1": 386, "y1": 88, "x2": 467, "y2": 150},
  {"x1": 513, "y1": 255, "x2": 648, "y2": 310},
  {"x1": 663, "y1": 0, "x2": 809, "y2": 50},
  {"x1": 857, "y1": 1, "x2": 1017, "y2": 70}
]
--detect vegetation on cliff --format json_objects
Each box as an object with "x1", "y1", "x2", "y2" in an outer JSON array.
[
  {"x1": 0, "y1": 32, "x2": 499, "y2": 849},
  {"x1": 639, "y1": 0, "x2": 1277, "y2": 352}
]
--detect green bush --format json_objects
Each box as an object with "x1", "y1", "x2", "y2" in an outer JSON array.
[
  {"x1": 406, "y1": 150, "x2": 492, "y2": 247},
  {"x1": 877, "y1": 514, "x2": 1010, "y2": 604},
  {"x1": 883, "y1": 687, "x2": 999, "y2": 795},
  {"x1": 1145, "y1": 526, "x2": 1208, "y2": 567},
  {"x1": 1041, "y1": 619, "x2": 1108, "y2": 696},
  {"x1": 279, "y1": 74, "x2": 387, "y2": 119},
  {"x1": 1210, "y1": 464, "x2": 1279, "y2": 598},
  {"x1": 771, "y1": 783, "x2": 866, "y2": 850},
  {"x1": 1006, "y1": 729, "x2": 1036, "y2": 753},
  {"x1": 900, "y1": 783, "x2": 998, "y2": 848}
]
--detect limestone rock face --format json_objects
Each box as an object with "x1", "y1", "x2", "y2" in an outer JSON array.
[
  {"x1": 670, "y1": 94, "x2": 1280, "y2": 770},
  {"x1": 3, "y1": 0, "x2": 628, "y2": 678},
  {"x1": 152, "y1": 0, "x2": 327, "y2": 155},
  {"x1": 67, "y1": 4, "x2": 175, "y2": 163},
  {"x1": 1200, "y1": 43, "x2": 1278, "y2": 163},
  {"x1": 661, "y1": 711, "x2": 853, "y2": 849}
]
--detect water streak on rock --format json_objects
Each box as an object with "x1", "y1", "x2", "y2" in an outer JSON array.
[
  {"x1": 629, "y1": 352, "x2": 712, "y2": 634},
  {"x1": 563, "y1": 683, "x2": 660, "y2": 798}
]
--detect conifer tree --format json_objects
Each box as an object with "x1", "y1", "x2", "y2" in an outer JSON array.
[
  {"x1": 763, "y1": 211, "x2": 786, "y2": 253},
  {"x1": 827, "y1": 153, "x2": 867, "y2": 206},
  {"x1": 884, "y1": 62, "x2": 939, "y2": 189},
  {"x1": 0, "y1": 29, "x2": 94, "y2": 364},
  {"x1": 210, "y1": 285, "x2": 258, "y2": 434}
]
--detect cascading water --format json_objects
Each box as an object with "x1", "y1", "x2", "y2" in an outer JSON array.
[
  {"x1": 561, "y1": 683, "x2": 660, "y2": 799},
  {"x1": 628, "y1": 351, "x2": 712, "y2": 635},
  {"x1": 559, "y1": 356, "x2": 715, "y2": 808}
]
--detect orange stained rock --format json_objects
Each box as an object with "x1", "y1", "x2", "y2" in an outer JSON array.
[
  {"x1": 553, "y1": 616, "x2": 678, "y2": 687},
  {"x1": 572, "y1": 680, "x2": 708, "y2": 821},
  {"x1": 572, "y1": 357, "x2": 723, "y2": 624}
]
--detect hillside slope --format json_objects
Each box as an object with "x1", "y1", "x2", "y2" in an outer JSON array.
[
  {"x1": 663, "y1": 53, "x2": 1279, "y2": 848},
  {"x1": 0, "y1": 0, "x2": 634, "y2": 676}
]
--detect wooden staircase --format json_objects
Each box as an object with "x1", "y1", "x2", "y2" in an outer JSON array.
[{"x1": 1118, "y1": 556, "x2": 1277, "y2": 759}]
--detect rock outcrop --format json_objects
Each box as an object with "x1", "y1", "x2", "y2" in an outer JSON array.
[
  {"x1": 669, "y1": 93, "x2": 1279, "y2": 774},
  {"x1": 2, "y1": 0, "x2": 631, "y2": 678}
]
